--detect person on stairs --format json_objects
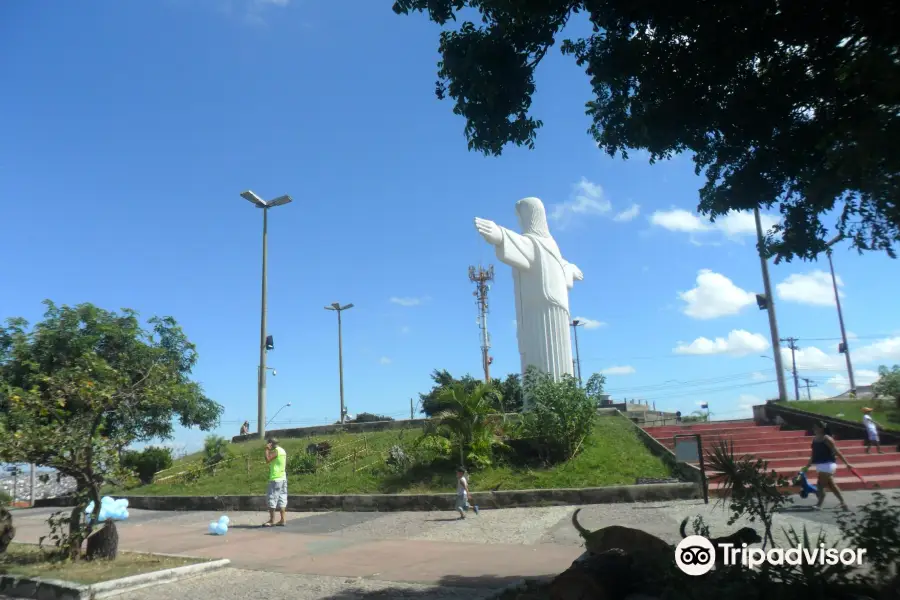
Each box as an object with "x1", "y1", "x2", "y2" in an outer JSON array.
[
  {"x1": 862, "y1": 407, "x2": 884, "y2": 454},
  {"x1": 803, "y1": 421, "x2": 852, "y2": 511}
]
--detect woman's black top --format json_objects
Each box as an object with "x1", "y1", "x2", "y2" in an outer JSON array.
[{"x1": 811, "y1": 437, "x2": 836, "y2": 464}]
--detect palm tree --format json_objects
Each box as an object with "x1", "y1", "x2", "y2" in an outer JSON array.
[{"x1": 428, "y1": 382, "x2": 501, "y2": 468}]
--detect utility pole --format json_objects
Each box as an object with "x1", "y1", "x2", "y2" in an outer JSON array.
[
  {"x1": 570, "y1": 320, "x2": 584, "y2": 386},
  {"x1": 410, "y1": 398, "x2": 414, "y2": 420},
  {"x1": 753, "y1": 207, "x2": 788, "y2": 401},
  {"x1": 469, "y1": 265, "x2": 494, "y2": 384},
  {"x1": 240, "y1": 190, "x2": 292, "y2": 439},
  {"x1": 781, "y1": 337, "x2": 801, "y2": 401},
  {"x1": 826, "y1": 235, "x2": 856, "y2": 396},
  {"x1": 325, "y1": 302, "x2": 354, "y2": 424},
  {"x1": 801, "y1": 377, "x2": 817, "y2": 401}
]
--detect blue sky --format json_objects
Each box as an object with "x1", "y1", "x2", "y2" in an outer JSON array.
[{"x1": 2, "y1": 0, "x2": 899, "y2": 454}]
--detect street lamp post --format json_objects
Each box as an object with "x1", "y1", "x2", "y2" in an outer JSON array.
[
  {"x1": 754, "y1": 208, "x2": 789, "y2": 401},
  {"x1": 241, "y1": 190, "x2": 293, "y2": 439},
  {"x1": 826, "y1": 235, "x2": 856, "y2": 395},
  {"x1": 570, "y1": 320, "x2": 584, "y2": 386},
  {"x1": 266, "y1": 402, "x2": 292, "y2": 428},
  {"x1": 325, "y1": 302, "x2": 354, "y2": 423}
]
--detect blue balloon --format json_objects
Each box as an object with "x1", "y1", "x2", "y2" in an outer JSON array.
[
  {"x1": 215, "y1": 523, "x2": 228, "y2": 535},
  {"x1": 208, "y1": 521, "x2": 219, "y2": 534},
  {"x1": 218, "y1": 515, "x2": 230, "y2": 526}
]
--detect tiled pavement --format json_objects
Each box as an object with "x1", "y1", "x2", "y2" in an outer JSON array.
[{"x1": 5, "y1": 489, "x2": 892, "y2": 599}]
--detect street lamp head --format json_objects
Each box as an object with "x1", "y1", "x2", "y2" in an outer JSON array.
[
  {"x1": 826, "y1": 233, "x2": 844, "y2": 248},
  {"x1": 286, "y1": 402, "x2": 292, "y2": 407},
  {"x1": 240, "y1": 190, "x2": 267, "y2": 208},
  {"x1": 272, "y1": 369, "x2": 277, "y2": 377},
  {"x1": 572, "y1": 319, "x2": 580, "y2": 326},
  {"x1": 342, "y1": 303, "x2": 354, "y2": 310},
  {"x1": 267, "y1": 195, "x2": 293, "y2": 208},
  {"x1": 331, "y1": 302, "x2": 341, "y2": 310}
]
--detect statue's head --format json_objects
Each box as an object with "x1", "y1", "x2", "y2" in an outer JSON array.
[{"x1": 516, "y1": 197, "x2": 551, "y2": 237}]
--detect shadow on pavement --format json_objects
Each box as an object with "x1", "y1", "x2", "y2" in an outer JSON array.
[{"x1": 317, "y1": 574, "x2": 548, "y2": 599}]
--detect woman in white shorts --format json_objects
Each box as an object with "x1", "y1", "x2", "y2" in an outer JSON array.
[{"x1": 803, "y1": 421, "x2": 853, "y2": 511}]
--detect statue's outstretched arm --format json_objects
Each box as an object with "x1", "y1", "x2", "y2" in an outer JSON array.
[{"x1": 474, "y1": 218, "x2": 534, "y2": 270}]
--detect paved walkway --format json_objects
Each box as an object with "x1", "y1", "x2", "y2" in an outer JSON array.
[{"x1": 6, "y1": 490, "x2": 884, "y2": 599}]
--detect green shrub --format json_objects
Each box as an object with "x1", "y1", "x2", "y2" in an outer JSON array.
[
  {"x1": 520, "y1": 366, "x2": 596, "y2": 463},
  {"x1": 0, "y1": 490, "x2": 11, "y2": 507},
  {"x1": 288, "y1": 452, "x2": 317, "y2": 475},
  {"x1": 121, "y1": 446, "x2": 174, "y2": 485},
  {"x1": 202, "y1": 435, "x2": 232, "y2": 472}
]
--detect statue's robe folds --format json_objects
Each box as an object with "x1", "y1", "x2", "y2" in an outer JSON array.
[{"x1": 492, "y1": 227, "x2": 579, "y2": 385}]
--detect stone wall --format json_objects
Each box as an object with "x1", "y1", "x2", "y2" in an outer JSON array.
[{"x1": 33, "y1": 482, "x2": 700, "y2": 512}]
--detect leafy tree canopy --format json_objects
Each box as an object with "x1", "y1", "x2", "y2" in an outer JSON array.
[
  {"x1": 393, "y1": 0, "x2": 899, "y2": 262},
  {"x1": 419, "y1": 369, "x2": 523, "y2": 416},
  {"x1": 0, "y1": 301, "x2": 223, "y2": 488},
  {"x1": 873, "y1": 364, "x2": 900, "y2": 410}
]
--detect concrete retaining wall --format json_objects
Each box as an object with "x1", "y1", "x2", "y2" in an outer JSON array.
[
  {"x1": 231, "y1": 414, "x2": 523, "y2": 444},
  {"x1": 763, "y1": 402, "x2": 899, "y2": 448},
  {"x1": 34, "y1": 482, "x2": 699, "y2": 512},
  {"x1": 624, "y1": 413, "x2": 704, "y2": 486}
]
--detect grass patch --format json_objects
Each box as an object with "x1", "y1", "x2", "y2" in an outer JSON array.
[
  {"x1": 111, "y1": 414, "x2": 672, "y2": 496},
  {"x1": 0, "y1": 543, "x2": 206, "y2": 585},
  {"x1": 779, "y1": 399, "x2": 900, "y2": 429}
]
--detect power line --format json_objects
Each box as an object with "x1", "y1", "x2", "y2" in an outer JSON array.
[{"x1": 637, "y1": 379, "x2": 778, "y2": 402}]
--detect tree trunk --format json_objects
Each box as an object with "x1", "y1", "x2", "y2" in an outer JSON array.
[
  {"x1": 86, "y1": 520, "x2": 118, "y2": 561},
  {"x1": 0, "y1": 506, "x2": 15, "y2": 554}
]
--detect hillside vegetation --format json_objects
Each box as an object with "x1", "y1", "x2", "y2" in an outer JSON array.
[{"x1": 114, "y1": 414, "x2": 671, "y2": 496}]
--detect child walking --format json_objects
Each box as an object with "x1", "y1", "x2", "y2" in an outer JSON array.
[
  {"x1": 862, "y1": 408, "x2": 884, "y2": 454},
  {"x1": 455, "y1": 467, "x2": 480, "y2": 519}
]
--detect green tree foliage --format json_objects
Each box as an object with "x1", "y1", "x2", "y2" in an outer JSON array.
[
  {"x1": 426, "y1": 381, "x2": 502, "y2": 469},
  {"x1": 120, "y1": 446, "x2": 174, "y2": 485},
  {"x1": 872, "y1": 364, "x2": 900, "y2": 410},
  {"x1": 393, "y1": 1, "x2": 899, "y2": 262},
  {"x1": 0, "y1": 301, "x2": 222, "y2": 558},
  {"x1": 419, "y1": 369, "x2": 523, "y2": 416},
  {"x1": 520, "y1": 366, "x2": 597, "y2": 463}
]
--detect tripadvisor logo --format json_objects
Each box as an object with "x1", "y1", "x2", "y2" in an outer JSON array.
[{"x1": 675, "y1": 535, "x2": 867, "y2": 576}]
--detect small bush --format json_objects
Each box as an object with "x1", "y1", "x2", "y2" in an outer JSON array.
[
  {"x1": 202, "y1": 435, "x2": 232, "y2": 472},
  {"x1": 121, "y1": 446, "x2": 174, "y2": 485},
  {"x1": 351, "y1": 412, "x2": 395, "y2": 423},
  {"x1": 288, "y1": 452, "x2": 317, "y2": 475},
  {"x1": 520, "y1": 367, "x2": 596, "y2": 463},
  {"x1": 306, "y1": 441, "x2": 332, "y2": 458},
  {"x1": 0, "y1": 490, "x2": 11, "y2": 507},
  {"x1": 386, "y1": 444, "x2": 411, "y2": 472}
]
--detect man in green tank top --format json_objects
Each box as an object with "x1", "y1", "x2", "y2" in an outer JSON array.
[{"x1": 264, "y1": 437, "x2": 288, "y2": 526}]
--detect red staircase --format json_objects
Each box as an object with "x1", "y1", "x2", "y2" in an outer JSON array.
[{"x1": 643, "y1": 420, "x2": 900, "y2": 493}]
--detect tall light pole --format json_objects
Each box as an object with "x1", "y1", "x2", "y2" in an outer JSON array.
[
  {"x1": 754, "y1": 208, "x2": 788, "y2": 401},
  {"x1": 826, "y1": 234, "x2": 856, "y2": 395},
  {"x1": 570, "y1": 320, "x2": 584, "y2": 386},
  {"x1": 325, "y1": 302, "x2": 354, "y2": 423},
  {"x1": 266, "y1": 402, "x2": 292, "y2": 428},
  {"x1": 241, "y1": 190, "x2": 292, "y2": 439}
]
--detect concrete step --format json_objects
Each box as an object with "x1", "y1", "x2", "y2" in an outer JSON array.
[
  {"x1": 709, "y1": 473, "x2": 900, "y2": 494},
  {"x1": 659, "y1": 438, "x2": 866, "y2": 453},
  {"x1": 652, "y1": 430, "x2": 809, "y2": 443},
  {"x1": 644, "y1": 421, "x2": 759, "y2": 435},
  {"x1": 729, "y1": 447, "x2": 893, "y2": 461},
  {"x1": 688, "y1": 450, "x2": 900, "y2": 468},
  {"x1": 708, "y1": 460, "x2": 900, "y2": 479}
]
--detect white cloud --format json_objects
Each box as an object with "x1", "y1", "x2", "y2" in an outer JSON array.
[
  {"x1": 776, "y1": 271, "x2": 843, "y2": 306},
  {"x1": 613, "y1": 204, "x2": 641, "y2": 222},
  {"x1": 738, "y1": 394, "x2": 763, "y2": 411},
  {"x1": 826, "y1": 370, "x2": 880, "y2": 393},
  {"x1": 678, "y1": 270, "x2": 756, "y2": 319},
  {"x1": 573, "y1": 317, "x2": 606, "y2": 329},
  {"x1": 649, "y1": 208, "x2": 779, "y2": 244},
  {"x1": 674, "y1": 329, "x2": 770, "y2": 357},
  {"x1": 390, "y1": 296, "x2": 424, "y2": 307},
  {"x1": 549, "y1": 178, "x2": 613, "y2": 225},
  {"x1": 601, "y1": 365, "x2": 636, "y2": 375},
  {"x1": 781, "y1": 336, "x2": 900, "y2": 372},
  {"x1": 379, "y1": 356, "x2": 392, "y2": 365}
]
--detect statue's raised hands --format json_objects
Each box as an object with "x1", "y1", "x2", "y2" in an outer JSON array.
[{"x1": 474, "y1": 217, "x2": 503, "y2": 245}]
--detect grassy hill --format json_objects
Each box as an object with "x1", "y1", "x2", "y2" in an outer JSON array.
[
  {"x1": 115, "y1": 414, "x2": 672, "y2": 497},
  {"x1": 778, "y1": 399, "x2": 900, "y2": 429}
]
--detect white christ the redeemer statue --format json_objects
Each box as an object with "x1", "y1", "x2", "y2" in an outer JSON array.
[{"x1": 475, "y1": 197, "x2": 583, "y2": 383}]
